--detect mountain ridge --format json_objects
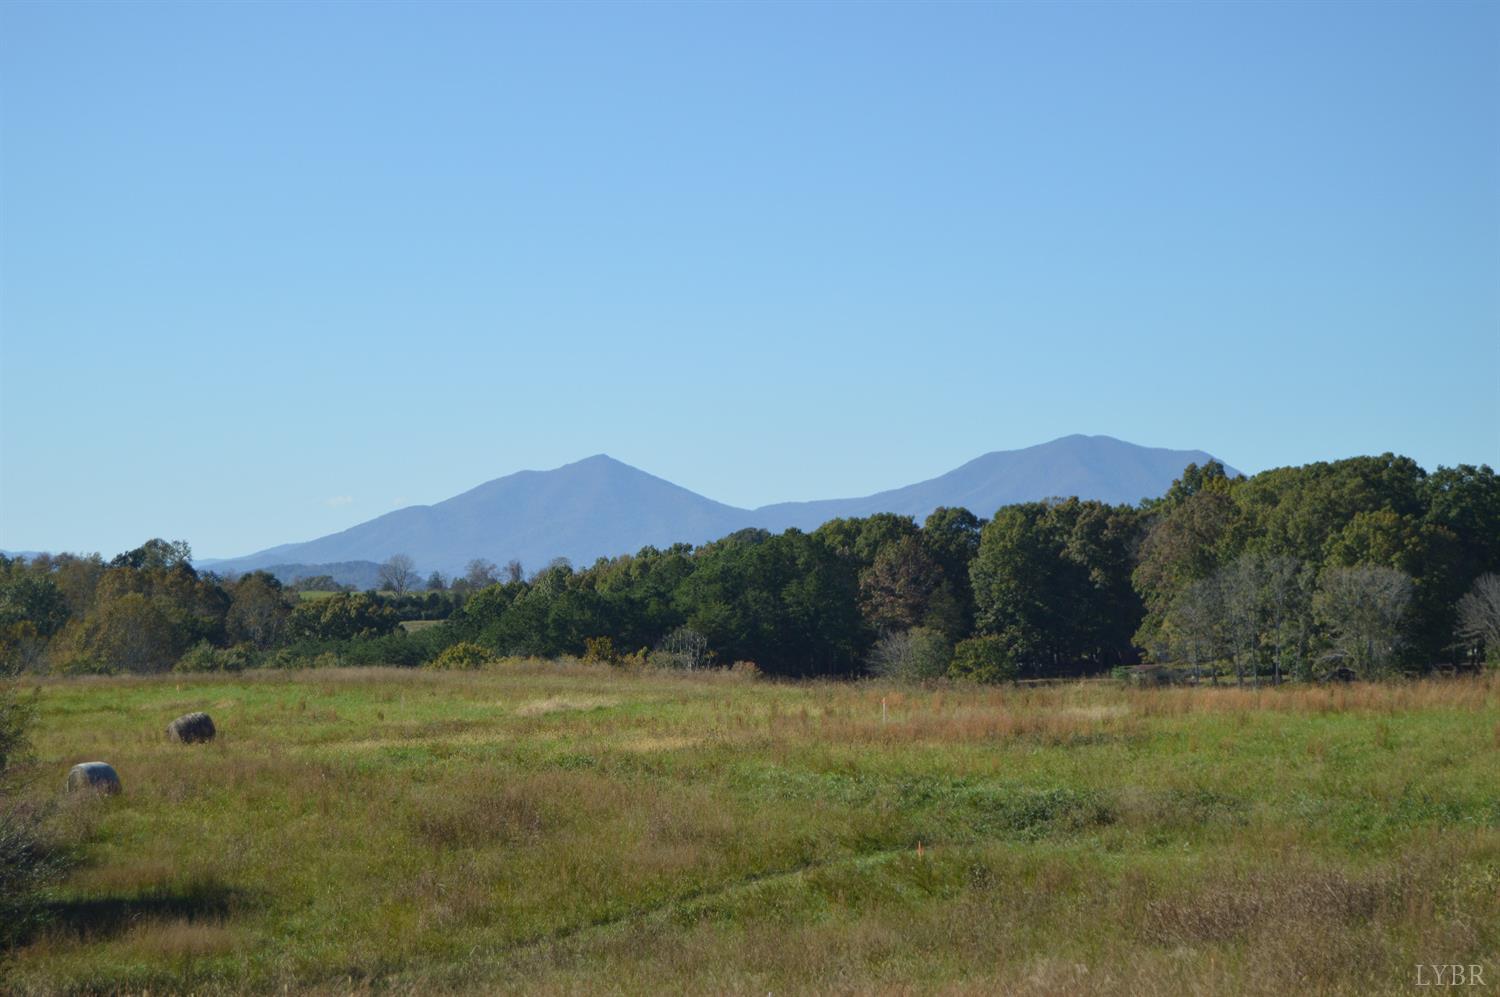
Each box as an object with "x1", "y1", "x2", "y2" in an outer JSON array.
[
  {"x1": 744, "y1": 434, "x2": 1230, "y2": 530},
  {"x1": 206, "y1": 436, "x2": 1236, "y2": 580}
]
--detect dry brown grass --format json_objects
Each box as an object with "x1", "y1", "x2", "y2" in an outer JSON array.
[
  {"x1": 121, "y1": 918, "x2": 240, "y2": 960},
  {"x1": 1123, "y1": 670, "x2": 1500, "y2": 716},
  {"x1": 514, "y1": 694, "x2": 620, "y2": 716}
]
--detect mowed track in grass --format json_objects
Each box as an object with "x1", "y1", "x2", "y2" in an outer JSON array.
[{"x1": 7, "y1": 665, "x2": 1500, "y2": 995}]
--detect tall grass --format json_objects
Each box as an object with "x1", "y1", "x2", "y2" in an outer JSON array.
[{"x1": 4, "y1": 664, "x2": 1497, "y2": 994}]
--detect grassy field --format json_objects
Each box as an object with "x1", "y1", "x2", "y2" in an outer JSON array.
[{"x1": 5, "y1": 665, "x2": 1498, "y2": 994}]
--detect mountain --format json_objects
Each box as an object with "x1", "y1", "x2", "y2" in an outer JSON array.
[
  {"x1": 211, "y1": 455, "x2": 750, "y2": 579},
  {"x1": 207, "y1": 436, "x2": 1235, "y2": 579},
  {"x1": 748, "y1": 435, "x2": 1232, "y2": 532}
]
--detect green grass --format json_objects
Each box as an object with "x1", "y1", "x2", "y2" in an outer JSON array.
[{"x1": 6, "y1": 665, "x2": 1498, "y2": 994}]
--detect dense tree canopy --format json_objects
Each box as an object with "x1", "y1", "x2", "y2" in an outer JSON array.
[
  {"x1": 0, "y1": 452, "x2": 1494, "y2": 680},
  {"x1": 970, "y1": 499, "x2": 1143, "y2": 673}
]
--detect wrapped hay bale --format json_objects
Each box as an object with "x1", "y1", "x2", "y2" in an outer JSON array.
[
  {"x1": 66, "y1": 761, "x2": 121, "y2": 795},
  {"x1": 166, "y1": 711, "x2": 216, "y2": 744}
]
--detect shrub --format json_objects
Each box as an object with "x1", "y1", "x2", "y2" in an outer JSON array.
[
  {"x1": 263, "y1": 648, "x2": 308, "y2": 670},
  {"x1": 583, "y1": 636, "x2": 619, "y2": 665},
  {"x1": 0, "y1": 687, "x2": 34, "y2": 775},
  {"x1": 646, "y1": 649, "x2": 689, "y2": 671},
  {"x1": 948, "y1": 635, "x2": 1019, "y2": 684},
  {"x1": 868, "y1": 627, "x2": 951, "y2": 681},
  {"x1": 405, "y1": 622, "x2": 460, "y2": 663},
  {"x1": 339, "y1": 633, "x2": 425, "y2": 668},
  {"x1": 729, "y1": 660, "x2": 762, "y2": 680},
  {"x1": 265, "y1": 648, "x2": 343, "y2": 670},
  {"x1": 51, "y1": 653, "x2": 112, "y2": 676},
  {"x1": 1, "y1": 683, "x2": 59, "y2": 949},
  {"x1": 617, "y1": 648, "x2": 650, "y2": 671},
  {"x1": 0, "y1": 797, "x2": 55, "y2": 949},
  {"x1": 174, "y1": 642, "x2": 254, "y2": 673},
  {"x1": 427, "y1": 641, "x2": 494, "y2": 670}
]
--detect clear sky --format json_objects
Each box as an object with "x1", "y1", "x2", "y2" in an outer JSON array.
[{"x1": 1, "y1": 1, "x2": 1496, "y2": 560}]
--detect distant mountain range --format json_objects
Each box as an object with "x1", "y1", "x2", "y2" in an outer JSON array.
[{"x1": 203, "y1": 435, "x2": 1235, "y2": 585}]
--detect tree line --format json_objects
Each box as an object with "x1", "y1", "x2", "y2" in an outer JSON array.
[{"x1": 2, "y1": 454, "x2": 1497, "y2": 682}]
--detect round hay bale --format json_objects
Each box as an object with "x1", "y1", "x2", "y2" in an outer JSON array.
[
  {"x1": 67, "y1": 761, "x2": 121, "y2": 795},
  {"x1": 166, "y1": 711, "x2": 216, "y2": 744}
]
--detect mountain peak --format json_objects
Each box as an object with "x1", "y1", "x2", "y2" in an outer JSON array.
[{"x1": 551, "y1": 453, "x2": 637, "y2": 474}]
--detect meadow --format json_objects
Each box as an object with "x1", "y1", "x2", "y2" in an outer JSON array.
[{"x1": 5, "y1": 664, "x2": 1499, "y2": 995}]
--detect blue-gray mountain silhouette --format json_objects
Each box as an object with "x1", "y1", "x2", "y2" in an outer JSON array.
[
  {"x1": 747, "y1": 434, "x2": 1234, "y2": 531},
  {"x1": 211, "y1": 435, "x2": 1235, "y2": 581}
]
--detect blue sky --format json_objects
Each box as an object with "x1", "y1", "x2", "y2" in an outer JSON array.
[{"x1": 1, "y1": 1, "x2": 1496, "y2": 559}]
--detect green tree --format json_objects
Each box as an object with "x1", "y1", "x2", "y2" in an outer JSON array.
[
  {"x1": 674, "y1": 530, "x2": 865, "y2": 676},
  {"x1": 109, "y1": 538, "x2": 193, "y2": 572},
  {"x1": 947, "y1": 635, "x2": 1019, "y2": 683},
  {"x1": 42, "y1": 553, "x2": 106, "y2": 617},
  {"x1": 921, "y1": 506, "x2": 983, "y2": 636},
  {"x1": 971, "y1": 500, "x2": 1143, "y2": 673},
  {"x1": 0, "y1": 559, "x2": 71, "y2": 675},
  {"x1": 1233, "y1": 455, "x2": 1426, "y2": 567},
  {"x1": 1425, "y1": 464, "x2": 1500, "y2": 578},
  {"x1": 288, "y1": 593, "x2": 400, "y2": 642},
  {"x1": 1146, "y1": 460, "x2": 1237, "y2": 511},
  {"x1": 0, "y1": 560, "x2": 69, "y2": 638},
  {"x1": 1132, "y1": 487, "x2": 1241, "y2": 650},
  {"x1": 1324, "y1": 508, "x2": 1464, "y2": 661},
  {"x1": 970, "y1": 504, "x2": 1065, "y2": 669},
  {"x1": 226, "y1": 572, "x2": 292, "y2": 649},
  {"x1": 291, "y1": 575, "x2": 345, "y2": 593},
  {"x1": 55, "y1": 591, "x2": 183, "y2": 673},
  {"x1": 858, "y1": 535, "x2": 946, "y2": 633},
  {"x1": 590, "y1": 546, "x2": 694, "y2": 653}
]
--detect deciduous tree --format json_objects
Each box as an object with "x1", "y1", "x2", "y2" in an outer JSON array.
[
  {"x1": 226, "y1": 572, "x2": 292, "y2": 649},
  {"x1": 378, "y1": 554, "x2": 418, "y2": 595},
  {"x1": 1314, "y1": 564, "x2": 1413, "y2": 678},
  {"x1": 464, "y1": 560, "x2": 498, "y2": 588},
  {"x1": 858, "y1": 536, "x2": 945, "y2": 633},
  {"x1": 1456, "y1": 573, "x2": 1500, "y2": 665}
]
